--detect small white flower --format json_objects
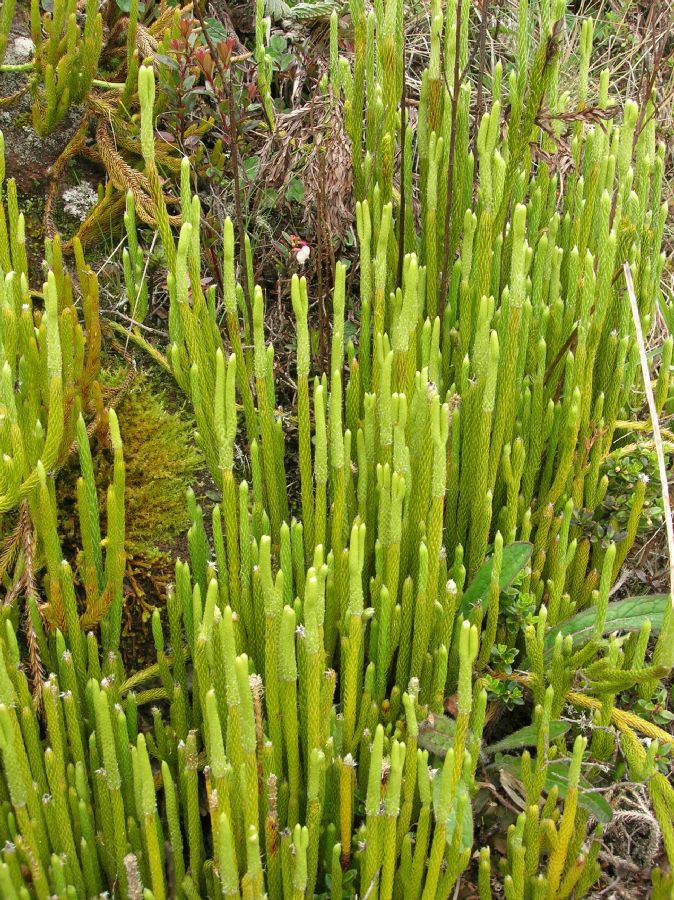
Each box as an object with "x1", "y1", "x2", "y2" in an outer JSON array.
[{"x1": 296, "y1": 244, "x2": 311, "y2": 265}]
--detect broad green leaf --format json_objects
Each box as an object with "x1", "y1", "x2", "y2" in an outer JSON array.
[
  {"x1": 446, "y1": 773, "x2": 473, "y2": 853},
  {"x1": 417, "y1": 714, "x2": 456, "y2": 759},
  {"x1": 289, "y1": 0, "x2": 341, "y2": 20},
  {"x1": 243, "y1": 157, "x2": 260, "y2": 181},
  {"x1": 432, "y1": 777, "x2": 473, "y2": 852},
  {"x1": 544, "y1": 594, "x2": 668, "y2": 657},
  {"x1": 544, "y1": 762, "x2": 613, "y2": 824},
  {"x1": 265, "y1": 0, "x2": 291, "y2": 19},
  {"x1": 460, "y1": 542, "x2": 533, "y2": 615},
  {"x1": 202, "y1": 17, "x2": 230, "y2": 42},
  {"x1": 486, "y1": 720, "x2": 570, "y2": 754},
  {"x1": 494, "y1": 755, "x2": 613, "y2": 823},
  {"x1": 285, "y1": 177, "x2": 305, "y2": 204}
]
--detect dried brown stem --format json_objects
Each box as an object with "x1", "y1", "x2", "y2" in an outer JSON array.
[
  {"x1": 438, "y1": 0, "x2": 463, "y2": 322},
  {"x1": 193, "y1": 0, "x2": 254, "y2": 339},
  {"x1": 472, "y1": 0, "x2": 490, "y2": 160},
  {"x1": 397, "y1": 37, "x2": 406, "y2": 289}
]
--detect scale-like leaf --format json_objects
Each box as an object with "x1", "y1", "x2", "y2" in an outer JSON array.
[
  {"x1": 544, "y1": 594, "x2": 668, "y2": 656},
  {"x1": 460, "y1": 542, "x2": 533, "y2": 615}
]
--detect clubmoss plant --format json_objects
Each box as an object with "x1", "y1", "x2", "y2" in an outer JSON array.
[{"x1": 0, "y1": 0, "x2": 672, "y2": 895}]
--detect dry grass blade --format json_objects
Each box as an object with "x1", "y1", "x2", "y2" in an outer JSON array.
[{"x1": 624, "y1": 262, "x2": 674, "y2": 618}]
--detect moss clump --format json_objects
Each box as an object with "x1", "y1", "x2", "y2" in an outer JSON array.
[{"x1": 97, "y1": 365, "x2": 203, "y2": 573}]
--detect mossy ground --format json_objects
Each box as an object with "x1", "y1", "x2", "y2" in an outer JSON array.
[
  {"x1": 99, "y1": 362, "x2": 203, "y2": 641},
  {"x1": 98, "y1": 363, "x2": 201, "y2": 560},
  {"x1": 54, "y1": 356, "x2": 210, "y2": 669}
]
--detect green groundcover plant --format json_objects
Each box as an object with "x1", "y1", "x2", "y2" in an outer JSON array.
[{"x1": 0, "y1": 0, "x2": 673, "y2": 897}]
